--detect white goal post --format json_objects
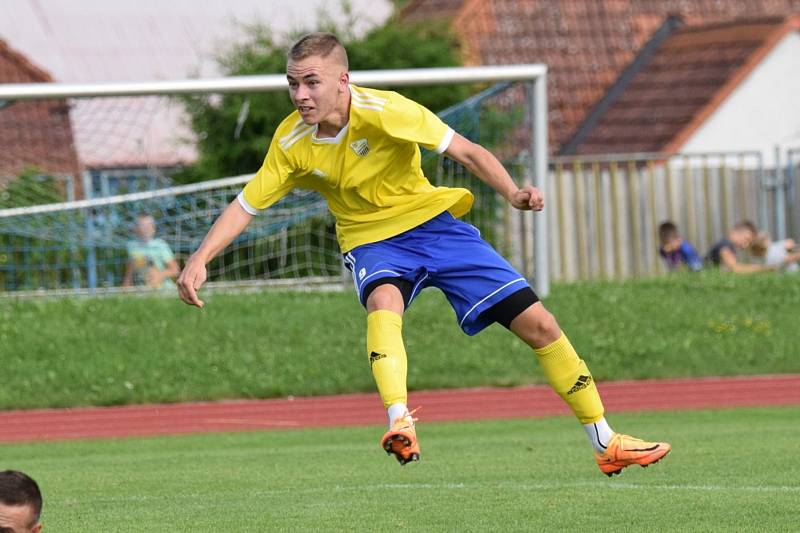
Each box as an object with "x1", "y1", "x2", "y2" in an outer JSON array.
[{"x1": 0, "y1": 65, "x2": 550, "y2": 296}]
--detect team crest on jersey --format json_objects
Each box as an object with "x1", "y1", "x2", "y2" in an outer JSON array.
[{"x1": 349, "y1": 138, "x2": 370, "y2": 157}]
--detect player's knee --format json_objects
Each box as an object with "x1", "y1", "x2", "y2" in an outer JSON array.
[
  {"x1": 366, "y1": 284, "x2": 405, "y2": 314},
  {"x1": 535, "y1": 310, "x2": 561, "y2": 341},
  {"x1": 511, "y1": 304, "x2": 561, "y2": 347}
]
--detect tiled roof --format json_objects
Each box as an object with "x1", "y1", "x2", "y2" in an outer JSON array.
[
  {"x1": 571, "y1": 16, "x2": 799, "y2": 155},
  {"x1": 400, "y1": 0, "x2": 466, "y2": 21},
  {"x1": 403, "y1": 0, "x2": 800, "y2": 153},
  {"x1": 0, "y1": 39, "x2": 81, "y2": 183}
]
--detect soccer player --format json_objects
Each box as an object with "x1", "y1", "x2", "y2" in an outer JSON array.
[{"x1": 177, "y1": 32, "x2": 670, "y2": 476}]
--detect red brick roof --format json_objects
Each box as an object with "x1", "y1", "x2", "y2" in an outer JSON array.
[
  {"x1": 402, "y1": 0, "x2": 800, "y2": 153},
  {"x1": 0, "y1": 39, "x2": 81, "y2": 186},
  {"x1": 401, "y1": 0, "x2": 465, "y2": 21},
  {"x1": 571, "y1": 16, "x2": 799, "y2": 154}
]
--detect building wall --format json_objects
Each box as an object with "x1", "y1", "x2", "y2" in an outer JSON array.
[{"x1": 680, "y1": 31, "x2": 800, "y2": 166}]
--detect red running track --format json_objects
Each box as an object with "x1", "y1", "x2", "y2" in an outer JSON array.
[{"x1": 1, "y1": 374, "x2": 798, "y2": 443}]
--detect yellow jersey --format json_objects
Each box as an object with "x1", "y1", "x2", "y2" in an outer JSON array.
[{"x1": 238, "y1": 84, "x2": 473, "y2": 252}]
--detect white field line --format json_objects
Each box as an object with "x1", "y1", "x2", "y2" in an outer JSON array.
[{"x1": 50, "y1": 481, "x2": 800, "y2": 505}]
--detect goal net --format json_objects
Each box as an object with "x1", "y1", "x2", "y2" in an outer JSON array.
[{"x1": 0, "y1": 67, "x2": 547, "y2": 293}]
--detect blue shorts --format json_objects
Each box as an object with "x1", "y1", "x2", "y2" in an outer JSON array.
[{"x1": 343, "y1": 212, "x2": 532, "y2": 335}]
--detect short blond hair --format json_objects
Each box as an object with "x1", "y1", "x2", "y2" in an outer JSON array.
[{"x1": 288, "y1": 32, "x2": 348, "y2": 68}]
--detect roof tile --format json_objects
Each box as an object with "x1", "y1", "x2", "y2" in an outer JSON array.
[
  {"x1": 403, "y1": 0, "x2": 800, "y2": 153},
  {"x1": 0, "y1": 39, "x2": 81, "y2": 183},
  {"x1": 574, "y1": 16, "x2": 795, "y2": 154}
]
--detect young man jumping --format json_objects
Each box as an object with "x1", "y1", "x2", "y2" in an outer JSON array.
[{"x1": 177, "y1": 32, "x2": 670, "y2": 476}]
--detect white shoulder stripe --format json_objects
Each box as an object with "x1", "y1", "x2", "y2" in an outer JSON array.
[
  {"x1": 279, "y1": 119, "x2": 309, "y2": 143},
  {"x1": 351, "y1": 91, "x2": 388, "y2": 105},
  {"x1": 280, "y1": 126, "x2": 314, "y2": 150},
  {"x1": 351, "y1": 91, "x2": 387, "y2": 102},
  {"x1": 352, "y1": 103, "x2": 385, "y2": 112}
]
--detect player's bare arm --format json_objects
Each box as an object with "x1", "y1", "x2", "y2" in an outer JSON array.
[
  {"x1": 177, "y1": 200, "x2": 253, "y2": 308},
  {"x1": 444, "y1": 133, "x2": 544, "y2": 212}
]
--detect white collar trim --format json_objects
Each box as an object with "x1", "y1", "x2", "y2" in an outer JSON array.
[{"x1": 312, "y1": 122, "x2": 349, "y2": 144}]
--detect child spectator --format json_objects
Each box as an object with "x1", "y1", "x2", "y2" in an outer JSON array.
[
  {"x1": 707, "y1": 220, "x2": 773, "y2": 273},
  {"x1": 122, "y1": 214, "x2": 179, "y2": 289},
  {"x1": 751, "y1": 232, "x2": 800, "y2": 272},
  {"x1": 658, "y1": 221, "x2": 702, "y2": 271}
]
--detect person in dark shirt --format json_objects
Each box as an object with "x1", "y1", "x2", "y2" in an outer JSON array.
[
  {"x1": 658, "y1": 221, "x2": 702, "y2": 272},
  {"x1": 707, "y1": 220, "x2": 773, "y2": 273}
]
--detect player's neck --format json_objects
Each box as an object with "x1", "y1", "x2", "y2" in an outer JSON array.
[{"x1": 316, "y1": 88, "x2": 351, "y2": 138}]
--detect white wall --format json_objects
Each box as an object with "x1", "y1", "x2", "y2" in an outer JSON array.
[{"x1": 680, "y1": 31, "x2": 800, "y2": 167}]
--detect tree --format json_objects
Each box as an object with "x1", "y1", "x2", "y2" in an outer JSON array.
[
  {"x1": 0, "y1": 167, "x2": 65, "y2": 208},
  {"x1": 174, "y1": 11, "x2": 468, "y2": 183}
]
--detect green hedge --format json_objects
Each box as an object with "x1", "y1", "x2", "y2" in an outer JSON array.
[{"x1": 1, "y1": 271, "x2": 798, "y2": 409}]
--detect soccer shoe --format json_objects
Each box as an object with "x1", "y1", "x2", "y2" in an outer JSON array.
[
  {"x1": 380, "y1": 408, "x2": 420, "y2": 465},
  {"x1": 595, "y1": 433, "x2": 671, "y2": 477}
]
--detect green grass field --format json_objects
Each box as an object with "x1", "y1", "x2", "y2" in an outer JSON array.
[
  {"x1": 1, "y1": 272, "x2": 798, "y2": 409},
  {"x1": 2, "y1": 407, "x2": 798, "y2": 532}
]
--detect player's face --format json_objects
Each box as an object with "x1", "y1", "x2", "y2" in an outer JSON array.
[{"x1": 286, "y1": 55, "x2": 347, "y2": 125}]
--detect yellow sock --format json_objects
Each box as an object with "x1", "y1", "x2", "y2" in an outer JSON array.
[
  {"x1": 534, "y1": 333, "x2": 604, "y2": 424},
  {"x1": 367, "y1": 310, "x2": 408, "y2": 408}
]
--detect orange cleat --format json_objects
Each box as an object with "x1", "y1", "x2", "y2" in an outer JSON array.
[
  {"x1": 380, "y1": 408, "x2": 420, "y2": 465},
  {"x1": 595, "y1": 433, "x2": 671, "y2": 477}
]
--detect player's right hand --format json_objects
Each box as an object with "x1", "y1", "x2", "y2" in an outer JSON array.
[{"x1": 177, "y1": 254, "x2": 207, "y2": 308}]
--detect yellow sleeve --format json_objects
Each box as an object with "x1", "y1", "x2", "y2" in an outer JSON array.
[
  {"x1": 238, "y1": 135, "x2": 296, "y2": 214},
  {"x1": 379, "y1": 92, "x2": 455, "y2": 154}
]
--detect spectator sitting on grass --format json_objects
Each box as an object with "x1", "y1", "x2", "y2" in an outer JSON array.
[
  {"x1": 658, "y1": 221, "x2": 702, "y2": 272},
  {"x1": 122, "y1": 214, "x2": 179, "y2": 289},
  {"x1": 707, "y1": 220, "x2": 773, "y2": 273},
  {"x1": 751, "y1": 232, "x2": 800, "y2": 273},
  {"x1": 0, "y1": 470, "x2": 43, "y2": 533}
]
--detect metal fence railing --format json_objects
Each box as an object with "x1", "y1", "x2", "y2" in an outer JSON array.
[
  {"x1": 783, "y1": 147, "x2": 800, "y2": 241},
  {"x1": 542, "y1": 151, "x2": 793, "y2": 282}
]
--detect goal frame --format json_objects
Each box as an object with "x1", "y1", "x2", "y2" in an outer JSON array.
[{"x1": 0, "y1": 64, "x2": 550, "y2": 296}]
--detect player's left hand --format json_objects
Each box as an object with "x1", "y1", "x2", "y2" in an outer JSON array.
[{"x1": 510, "y1": 185, "x2": 544, "y2": 211}]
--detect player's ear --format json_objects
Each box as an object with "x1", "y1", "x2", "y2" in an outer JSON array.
[{"x1": 339, "y1": 70, "x2": 350, "y2": 91}]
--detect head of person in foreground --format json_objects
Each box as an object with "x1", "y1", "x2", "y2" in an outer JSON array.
[{"x1": 0, "y1": 470, "x2": 43, "y2": 533}]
